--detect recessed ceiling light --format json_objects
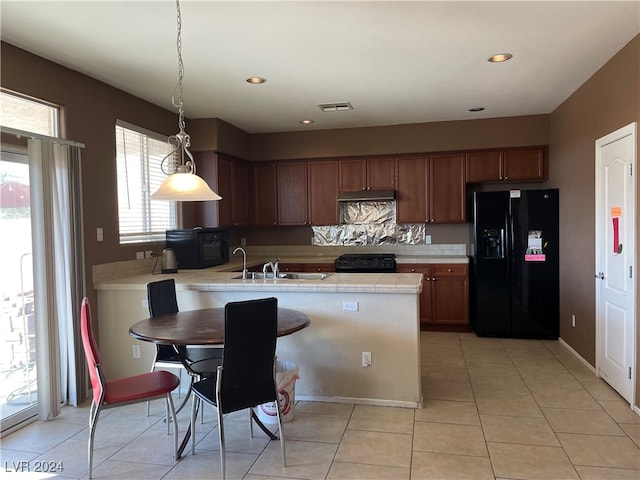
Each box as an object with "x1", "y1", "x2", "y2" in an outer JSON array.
[
  {"x1": 246, "y1": 77, "x2": 266, "y2": 84},
  {"x1": 488, "y1": 53, "x2": 513, "y2": 63},
  {"x1": 469, "y1": 107, "x2": 485, "y2": 112},
  {"x1": 300, "y1": 119, "x2": 314, "y2": 125}
]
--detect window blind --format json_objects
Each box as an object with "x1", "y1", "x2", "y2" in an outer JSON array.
[{"x1": 115, "y1": 121, "x2": 179, "y2": 243}]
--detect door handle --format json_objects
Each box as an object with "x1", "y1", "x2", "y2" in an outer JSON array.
[{"x1": 595, "y1": 272, "x2": 605, "y2": 279}]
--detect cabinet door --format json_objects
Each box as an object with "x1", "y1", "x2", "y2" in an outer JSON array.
[
  {"x1": 253, "y1": 162, "x2": 278, "y2": 225},
  {"x1": 339, "y1": 158, "x2": 367, "y2": 192},
  {"x1": 429, "y1": 153, "x2": 466, "y2": 223},
  {"x1": 231, "y1": 159, "x2": 249, "y2": 225},
  {"x1": 367, "y1": 156, "x2": 396, "y2": 190},
  {"x1": 216, "y1": 155, "x2": 234, "y2": 227},
  {"x1": 193, "y1": 152, "x2": 232, "y2": 227},
  {"x1": 396, "y1": 264, "x2": 432, "y2": 326},
  {"x1": 431, "y1": 264, "x2": 469, "y2": 325},
  {"x1": 304, "y1": 263, "x2": 335, "y2": 273},
  {"x1": 465, "y1": 150, "x2": 503, "y2": 183},
  {"x1": 503, "y1": 147, "x2": 546, "y2": 181},
  {"x1": 396, "y1": 155, "x2": 427, "y2": 223},
  {"x1": 277, "y1": 162, "x2": 308, "y2": 225},
  {"x1": 308, "y1": 160, "x2": 339, "y2": 225}
]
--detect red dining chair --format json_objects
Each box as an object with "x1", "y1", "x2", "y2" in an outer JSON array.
[{"x1": 80, "y1": 298, "x2": 181, "y2": 478}]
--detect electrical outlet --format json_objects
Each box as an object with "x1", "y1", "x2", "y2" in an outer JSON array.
[
  {"x1": 136, "y1": 251, "x2": 144, "y2": 259},
  {"x1": 132, "y1": 344, "x2": 141, "y2": 358},
  {"x1": 362, "y1": 351, "x2": 372, "y2": 367},
  {"x1": 343, "y1": 301, "x2": 359, "y2": 311},
  {"x1": 425, "y1": 234, "x2": 432, "y2": 244},
  {"x1": 572, "y1": 314, "x2": 576, "y2": 327},
  {"x1": 145, "y1": 250, "x2": 154, "y2": 258},
  {"x1": 142, "y1": 299, "x2": 148, "y2": 310},
  {"x1": 96, "y1": 227, "x2": 103, "y2": 242},
  {"x1": 241, "y1": 237, "x2": 247, "y2": 246}
]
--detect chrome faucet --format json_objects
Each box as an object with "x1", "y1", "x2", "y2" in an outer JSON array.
[
  {"x1": 262, "y1": 259, "x2": 280, "y2": 278},
  {"x1": 232, "y1": 247, "x2": 247, "y2": 279}
]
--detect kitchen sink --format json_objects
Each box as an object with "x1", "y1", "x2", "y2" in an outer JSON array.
[{"x1": 231, "y1": 272, "x2": 332, "y2": 280}]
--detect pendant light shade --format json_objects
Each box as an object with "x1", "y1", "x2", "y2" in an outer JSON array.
[
  {"x1": 150, "y1": 0, "x2": 221, "y2": 202},
  {"x1": 151, "y1": 170, "x2": 222, "y2": 201}
]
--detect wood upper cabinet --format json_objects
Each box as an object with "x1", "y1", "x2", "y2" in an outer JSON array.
[
  {"x1": 193, "y1": 151, "x2": 232, "y2": 227},
  {"x1": 252, "y1": 162, "x2": 278, "y2": 225},
  {"x1": 339, "y1": 156, "x2": 396, "y2": 191},
  {"x1": 231, "y1": 159, "x2": 249, "y2": 226},
  {"x1": 396, "y1": 153, "x2": 465, "y2": 224},
  {"x1": 277, "y1": 161, "x2": 308, "y2": 225},
  {"x1": 396, "y1": 263, "x2": 468, "y2": 330},
  {"x1": 466, "y1": 147, "x2": 547, "y2": 183},
  {"x1": 396, "y1": 154, "x2": 428, "y2": 223},
  {"x1": 503, "y1": 147, "x2": 546, "y2": 181},
  {"x1": 430, "y1": 153, "x2": 465, "y2": 223},
  {"x1": 308, "y1": 160, "x2": 339, "y2": 225}
]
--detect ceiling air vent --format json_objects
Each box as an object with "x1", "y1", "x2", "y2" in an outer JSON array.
[{"x1": 317, "y1": 102, "x2": 353, "y2": 112}]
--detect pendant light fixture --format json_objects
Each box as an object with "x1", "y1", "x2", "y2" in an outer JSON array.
[{"x1": 150, "y1": 0, "x2": 221, "y2": 202}]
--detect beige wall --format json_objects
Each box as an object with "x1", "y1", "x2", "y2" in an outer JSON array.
[{"x1": 549, "y1": 34, "x2": 639, "y2": 406}]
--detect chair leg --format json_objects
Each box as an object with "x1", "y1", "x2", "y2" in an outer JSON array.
[
  {"x1": 248, "y1": 408, "x2": 254, "y2": 438},
  {"x1": 87, "y1": 400, "x2": 102, "y2": 479},
  {"x1": 217, "y1": 407, "x2": 225, "y2": 480},
  {"x1": 275, "y1": 398, "x2": 286, "y2": 467},
  {"x1": 190, "y1": 393, "x2": 198, "y2": 455},
  {"x1": 166, "y1": 392, "x2": 179, "y2": 461}
]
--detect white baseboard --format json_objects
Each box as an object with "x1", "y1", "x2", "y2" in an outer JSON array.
[
  {"x1": 558, "y1": 337, "x2": 597, "y2": 375},
  {"x1": 296, "y1": 394, "x2": 422, "y2": 409}
]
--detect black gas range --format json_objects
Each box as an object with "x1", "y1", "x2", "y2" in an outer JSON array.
[{"x1": 334, "y1": 253, "x2": 396, "y2": 273}]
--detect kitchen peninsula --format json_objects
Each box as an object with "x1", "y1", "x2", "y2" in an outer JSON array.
[{"x1": 95, "y1": 268, "x2": 425, "y2": 409}]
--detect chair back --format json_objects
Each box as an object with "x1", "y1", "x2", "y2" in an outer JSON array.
[
  {"x1": 147, "y1": 279, "x2": 179, "y2": 317},
  {"x1": 80, "y1": 298, "x2": 104, "y2": 405},
  {"x1": 147, "y1": 279, "x2": 180, "y2": 359},
  {"x1": 220, "y1": 297, "x2": 278, "y2": 413}
]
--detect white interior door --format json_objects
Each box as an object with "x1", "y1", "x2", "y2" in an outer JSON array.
[{"x1": 595, "y1": 122, "x2": 636, "y2": 405}]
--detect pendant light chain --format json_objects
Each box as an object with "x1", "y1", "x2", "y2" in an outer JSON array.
[{"x1": 174, "y1": 0, "x2": 186, "y2": 133}]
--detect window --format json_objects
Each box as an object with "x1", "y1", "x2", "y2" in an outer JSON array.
[
  {"x1": 115, "y1": 121, "x2": 179, "y2": 243},
  {"x1": 1, "y1": 90, "x2": 59, "y2": 135}
]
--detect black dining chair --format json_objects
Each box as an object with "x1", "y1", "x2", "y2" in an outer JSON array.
[
  {"x1": 190, "y1": 297, "x2": 286, "y2": 480},
  {"x1": 146, "y1": 279, "x2": 223, "y2": 414}
]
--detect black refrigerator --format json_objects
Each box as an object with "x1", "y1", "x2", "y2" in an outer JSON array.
[{"x1": 471, "y1": 189, "x2": 559, "y2": 339}]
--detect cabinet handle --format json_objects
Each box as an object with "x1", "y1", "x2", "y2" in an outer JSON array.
[
  {"x1": 447, "y1": 268, "x2": 452, "y2": 272},
  {"x1": 411, "y1": 268, "x2": 416, "y2": 272}
]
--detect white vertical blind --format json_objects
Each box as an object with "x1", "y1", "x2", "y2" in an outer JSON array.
[{"x1": 115, "y1": 121, "x2": 179, "y2": 243}]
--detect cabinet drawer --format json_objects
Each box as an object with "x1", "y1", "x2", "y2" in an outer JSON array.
[{"x1": 432, "y1": 264, "x2": 468, "y2": 276}]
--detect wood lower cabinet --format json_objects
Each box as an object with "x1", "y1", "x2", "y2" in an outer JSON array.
[
  {"x1": 397, "y1": 263, "x2": 469, "y2": 331},
  {"x1": 303, "y1": 263, "x2": 335, "y2": 273},
  {"x1": 466, "y1": 146, "x2": 547, "y2": 183}
]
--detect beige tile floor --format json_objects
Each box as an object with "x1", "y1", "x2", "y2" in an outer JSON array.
[{"x1": 2, "y1": 332, "x2": 639, "y2": 479}]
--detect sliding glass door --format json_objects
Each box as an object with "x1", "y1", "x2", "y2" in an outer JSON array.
[{"x1": 0, "y1": 153, "x2": 37, "y2": 429}]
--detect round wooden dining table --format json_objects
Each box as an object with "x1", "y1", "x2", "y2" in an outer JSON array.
[
  {"x1": 129, "y1": 307, "x2": 311, "y2": 345},
  {"x1": 128, "y1": 306, "x2": 310, "y2": 458}
]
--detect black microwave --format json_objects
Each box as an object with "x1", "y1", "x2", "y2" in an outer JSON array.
[{"x1": 165, "y1": 228, "x2": 229, "y2": 269}]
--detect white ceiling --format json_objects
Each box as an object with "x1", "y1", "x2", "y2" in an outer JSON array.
[{"x1": 1, "y1": 1, "x2": 639, "y2": 134}]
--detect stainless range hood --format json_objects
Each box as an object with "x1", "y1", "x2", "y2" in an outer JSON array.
[{"x1": 337, "y1": 189, "x2": 395, "y2": 202}]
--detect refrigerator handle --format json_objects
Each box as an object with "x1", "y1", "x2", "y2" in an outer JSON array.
[{"x1": 506, "y1": 210, "x2": 514, "y2": 274}]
